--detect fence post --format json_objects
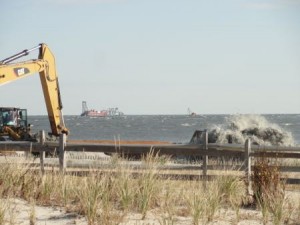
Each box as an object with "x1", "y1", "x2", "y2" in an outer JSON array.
[
  {"x1": 39, "y1": 130, "x2": 45, "y2": 175},
  {"x1": 245, "y1": 139, "x2": 253, "y2": 195},
  {"x1": 25, "y1": 143, "x2": 32, "y2": 159},
  {"x1": 59, "y1": 133, "x2": 66, "y2": 173},
  {"x1": 202, "y1": 130, "x2": 208, "y2": 177}
]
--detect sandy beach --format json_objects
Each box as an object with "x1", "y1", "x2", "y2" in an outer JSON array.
[{"x1": 3, "y1": 189, "x2": 300, "y2": 225}]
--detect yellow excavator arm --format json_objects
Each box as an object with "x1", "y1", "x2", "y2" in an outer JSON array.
[{"x1": 0, "y1": 43, "x2": 68, "y2": 136}]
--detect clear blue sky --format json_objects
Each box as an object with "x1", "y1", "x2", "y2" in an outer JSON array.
[{"x1": 1, "y1": 0, "x2": 299, "y2": 115}]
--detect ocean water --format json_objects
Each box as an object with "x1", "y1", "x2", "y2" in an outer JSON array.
[{"x1": 28, "y1": 114, "x2": 300, "y2": 146}]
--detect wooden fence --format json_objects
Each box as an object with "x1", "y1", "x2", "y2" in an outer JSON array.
[{"x1": 1, "y1": 130, "x2": 300, "y2": 191}]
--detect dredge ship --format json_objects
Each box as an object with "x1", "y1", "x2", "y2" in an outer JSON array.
[{"x1": 80, "y1": 101, "x2": 124, "y2": 117}]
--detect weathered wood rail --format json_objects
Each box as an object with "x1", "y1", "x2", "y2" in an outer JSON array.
[{"x1": 1, "y1": 130, "x2": 300, "y2": 189}]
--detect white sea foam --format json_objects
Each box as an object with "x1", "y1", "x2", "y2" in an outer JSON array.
[{"x1": 208, "y1": 114, "x2": 295, "y2": 146}]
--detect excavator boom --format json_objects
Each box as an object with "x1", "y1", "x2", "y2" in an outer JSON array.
[
  {"x1": 0, "y1": 43, "x2": 68, "y2": 136},
  {"x1": 0, "y1": 59, "x2": 46, "y2": 85}
]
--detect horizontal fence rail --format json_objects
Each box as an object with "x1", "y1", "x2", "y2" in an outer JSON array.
[{"x1": 1, "y1": 141, "x2": 300, "y2": 155}]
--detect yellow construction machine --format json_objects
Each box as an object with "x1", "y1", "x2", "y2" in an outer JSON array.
[{"x1": 0, "y1": 43, "x2": 68, "y2": 141}]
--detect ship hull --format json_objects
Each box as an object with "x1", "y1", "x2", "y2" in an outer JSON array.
[{"x1": 81, "y1": 110, "x2": 108, "y2": 117}]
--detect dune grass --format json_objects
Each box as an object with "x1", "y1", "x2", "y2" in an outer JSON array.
[{"x1": 0, "y1": 153, "x2": 299, "y2": 224}]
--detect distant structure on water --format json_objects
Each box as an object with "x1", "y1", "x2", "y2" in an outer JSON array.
[
  {"x1": 187, "y1": 108, "x2": 197, "y2": 117},
  {"x1": 80, "y1": 101, "x2": 124, "y2": 117}
]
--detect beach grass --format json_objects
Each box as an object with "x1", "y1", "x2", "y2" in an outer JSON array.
[{"x1": 0, "y1": 153, "x2": 299, "y2": 224}]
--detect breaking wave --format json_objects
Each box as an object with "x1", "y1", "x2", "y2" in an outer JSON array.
[{"x1": 208, "y1": 114, "x2": 295, "y2": 146}]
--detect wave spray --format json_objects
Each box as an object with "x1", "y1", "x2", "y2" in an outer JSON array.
[{"x1": 208, "y1": 114, "x2": 295, "y2": 146}]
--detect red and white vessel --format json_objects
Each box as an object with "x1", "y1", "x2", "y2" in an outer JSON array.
[{"x1": 80, "y1": 101, "x2": 124, "y2": 117}]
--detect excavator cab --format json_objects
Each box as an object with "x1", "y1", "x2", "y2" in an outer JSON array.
[{"x1": 0, "y1": 107, "x2": 33, "y2": 141}]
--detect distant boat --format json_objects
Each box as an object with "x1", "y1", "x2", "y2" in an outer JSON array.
[
  {"x1": 187, "y1": 108, "x2": 197, "y2": 116},
  {"x1": 80, "y1": 101, "x2": 124, "y2": 117}
]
